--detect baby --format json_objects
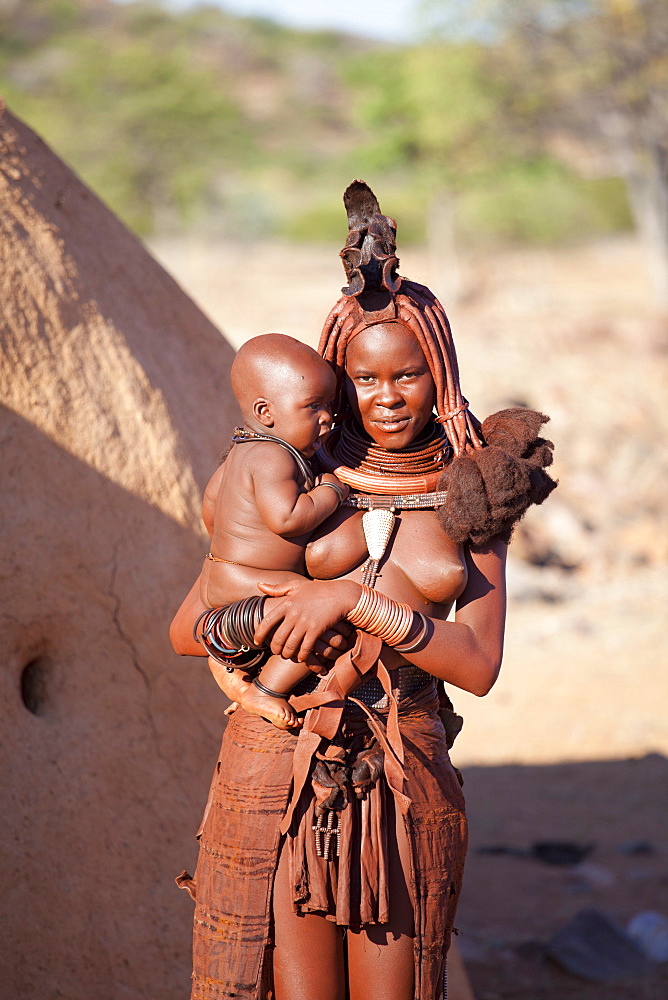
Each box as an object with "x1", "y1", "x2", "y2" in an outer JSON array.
[{"x1": 200, "y1": 333, "x2": 348, "y2": 728}]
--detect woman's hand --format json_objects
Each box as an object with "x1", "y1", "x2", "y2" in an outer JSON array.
[
  {"x1": 255, "y1": 579, "x2": 362, "y2": 662},
  {"x1": 254, "y1": 594, "x2": 350, "y2": 675}
]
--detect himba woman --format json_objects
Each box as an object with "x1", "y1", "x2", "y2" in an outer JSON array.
[{"x1": 171, "y1": 182, "x2": 556, "y2": 1000}]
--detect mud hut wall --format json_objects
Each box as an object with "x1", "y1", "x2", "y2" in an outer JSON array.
[{"x1": 0, "y1": 107, "x2": 238, "y2": 998}]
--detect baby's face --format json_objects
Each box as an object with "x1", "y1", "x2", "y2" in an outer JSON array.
[{"x1": 269, "y1": 364, "x2": 336, "y2": 456}]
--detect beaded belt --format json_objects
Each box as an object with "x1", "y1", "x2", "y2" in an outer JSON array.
[
  {"x1": 347, "y1": 665, "x2": 433, "y2": 711},
  {"x1": 291, "y1": 664, "x2": 432, "y2": 710}
]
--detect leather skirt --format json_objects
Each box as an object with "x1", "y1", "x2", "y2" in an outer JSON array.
[{"x1": 182, "y1": 669, "x2": 467, "y2": 1000}]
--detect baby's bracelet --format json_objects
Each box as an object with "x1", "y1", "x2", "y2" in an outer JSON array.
[
  {"x1": 346, "y1": 584, "x2": 414, "y2": 647},
  {"x1": 316, "y1": 481, "x2": 346, "y2": 507}
]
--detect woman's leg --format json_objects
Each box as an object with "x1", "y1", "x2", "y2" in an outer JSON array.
[
  {"x1": 273, "y1": 840, "x2": 345, "y2": 1000},
  {"x1": 346, "y1": 800, "x2": 415, "y2": 1000}
]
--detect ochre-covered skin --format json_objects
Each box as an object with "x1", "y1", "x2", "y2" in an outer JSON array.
[
  {"x1": 175, "y1": 325, "x2": 505, "y2": 1000},
  {"x1": 172, "y1": 181, "x2": 554, "y2": 999},
  {"x1": 200, "y1": 333, "x2": 351, "y2": 727}
]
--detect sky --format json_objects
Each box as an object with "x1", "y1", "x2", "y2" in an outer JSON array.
[{"x1": 171, "y1": 0, "x2": 423, "y2": 42}]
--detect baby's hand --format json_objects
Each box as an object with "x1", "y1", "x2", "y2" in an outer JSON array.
[{"x1": 317, "y1": 472, "x2": 350, "y2": 502}]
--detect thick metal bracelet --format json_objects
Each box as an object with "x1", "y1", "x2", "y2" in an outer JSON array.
[
  {"x1": 316, "y1": 481, "x2": 346, "y2": 506},
  {"x1": 347, "y1": 585, "x2": 414, "y2": 646},
  {"x1": 394, "y1": 612, "x2": 429, "y2": 653}
]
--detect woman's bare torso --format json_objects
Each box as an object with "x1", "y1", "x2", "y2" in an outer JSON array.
[
  {"x1": 307, "y1": 508, "x2": 468, "y2": 670},
  {"x1": 200, "y1": 449, "x2": 470, "y2": 670}
]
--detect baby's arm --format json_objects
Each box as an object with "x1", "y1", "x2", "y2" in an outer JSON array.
[{"x1": 253, "y1": 447, "x2": 348, "y2": 537}]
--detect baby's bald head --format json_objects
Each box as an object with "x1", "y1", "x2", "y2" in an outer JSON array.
[{"x1": 231, "y1": 333, "x2": 335, "y2": 425}]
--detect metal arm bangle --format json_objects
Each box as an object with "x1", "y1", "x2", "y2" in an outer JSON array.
[
  {"x1": 316, "y1": 481, "x2": 346, "y2": 506},
  {"x1": 252, "y1": 676, "x2": 289, "y2": 699},
  {"x1": 194, "y1": 599, "x2": 268, "y2": 674},
  {"x1": 394, "y1": 612, "x2": 429, "y2": 653}
]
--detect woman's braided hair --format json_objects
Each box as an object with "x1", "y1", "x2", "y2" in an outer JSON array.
[
  {"x1": 318, "y1": 181, "x2": 482, "y2": 458},
  {"x1": 319, "y1": 181, "x2": 557, "y2": 544}
]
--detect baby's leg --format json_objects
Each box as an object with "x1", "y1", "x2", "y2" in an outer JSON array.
[{"x1": 238, "y1": 655, "x2": 310, "y2": 730}]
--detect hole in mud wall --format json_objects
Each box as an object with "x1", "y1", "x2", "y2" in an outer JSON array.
[{"x1": 20, "y1": 658, "x2": 48, "y2": 715}]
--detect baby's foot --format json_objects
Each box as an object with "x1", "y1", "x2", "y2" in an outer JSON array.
[
  {"x1": 208, "y1": 657, "x2": 253, "y2": 707},
  {"x1": 240, "y1": 683, "x2": 302, "y2": 731}
]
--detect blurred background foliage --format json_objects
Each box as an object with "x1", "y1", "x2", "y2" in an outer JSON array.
[{"x1": 0, "y1": 0, "x2": 664, "y2": 267}]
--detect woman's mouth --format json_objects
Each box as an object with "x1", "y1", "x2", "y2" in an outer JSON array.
[{"x1": 373, "y1": 416, "x2": 410, "y2": 432}]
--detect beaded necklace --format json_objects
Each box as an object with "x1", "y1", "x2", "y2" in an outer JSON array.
[
  {"x1": 317, "y1": 419, "x2": 450, "y2": 505},
  {"x1": 317, "y1": 418, "x2": 451, "y2": 585}
]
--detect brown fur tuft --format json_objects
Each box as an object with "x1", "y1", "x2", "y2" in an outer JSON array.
[
  {"x1": 437, "y1": 454, "x2": 491, "y2": 544},
  {"x1": 437, "y1": 408, "x2": 557, "y2": 545}
]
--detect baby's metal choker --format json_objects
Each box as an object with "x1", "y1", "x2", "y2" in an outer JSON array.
[{"x1": 232, "y1": 426, "x2": 315, "y2": 490}]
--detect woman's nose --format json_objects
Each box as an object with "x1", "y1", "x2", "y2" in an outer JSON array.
[{"x1": 374, "y1": 381, "x2": 403, "y2": 408}]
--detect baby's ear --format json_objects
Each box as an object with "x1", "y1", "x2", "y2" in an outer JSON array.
[{"x1": 253, "y1": 398, "x2": 274, "y2": 427}]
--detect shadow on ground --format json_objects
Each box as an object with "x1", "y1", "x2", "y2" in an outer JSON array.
[{"x1": 456, "y1": 754, "x2": 668, "y2": 999}]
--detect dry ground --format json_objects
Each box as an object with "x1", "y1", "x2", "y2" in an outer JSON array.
[{"x1": 151, "y1": 234, "x2": 668, "y2": 999}]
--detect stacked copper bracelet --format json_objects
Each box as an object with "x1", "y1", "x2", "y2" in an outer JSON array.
[{"x1": 347, "y1": 584, "x2": 414, "y2": 647}]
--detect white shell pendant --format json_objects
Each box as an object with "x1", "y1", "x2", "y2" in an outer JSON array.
[{"x1": 362, "y1": 508, "x2": 396, "y2": 562}]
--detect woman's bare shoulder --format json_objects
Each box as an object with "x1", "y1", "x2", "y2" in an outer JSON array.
[{"x1": 457, "y1": 536, "x2": 508, "y2": 610}]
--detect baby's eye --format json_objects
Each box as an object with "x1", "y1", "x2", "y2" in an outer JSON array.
[{"x1": 355, "y1": 375, "x2": 375, "y2": 384}]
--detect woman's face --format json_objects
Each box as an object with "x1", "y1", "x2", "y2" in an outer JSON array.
[{"x1": 344, "y1": 322, "x2": 436, "y2": 451}]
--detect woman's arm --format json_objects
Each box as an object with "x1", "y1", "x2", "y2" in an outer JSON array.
[
  {"x1": 395, "y1": 538, "x2": 507, "y2": 696},
  {"x1": 255, "y1": 537, "x2": 507, "y2": 697},
  {"x1": 170, "y1": 575, "x2": 208, "y2": 656}
]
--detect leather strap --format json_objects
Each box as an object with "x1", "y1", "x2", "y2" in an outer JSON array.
[{"x1": 278, "y1": 630, "x2": 412, "y2": 835}]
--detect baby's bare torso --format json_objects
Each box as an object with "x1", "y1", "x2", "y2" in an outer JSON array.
[{"x1": 202, "y1": 440, "x2": 312, "y2": 606}]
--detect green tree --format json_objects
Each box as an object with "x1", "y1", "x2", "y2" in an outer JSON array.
[
  {"x1": 343, "y1": 34, "x2": 627, "y2": 248},
  {"x1": 0, "y1": 1, "x2": 251, "y2": 232},
  {"x1": 424, "y1": 0, "x2": 668, "y2": 300}
]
